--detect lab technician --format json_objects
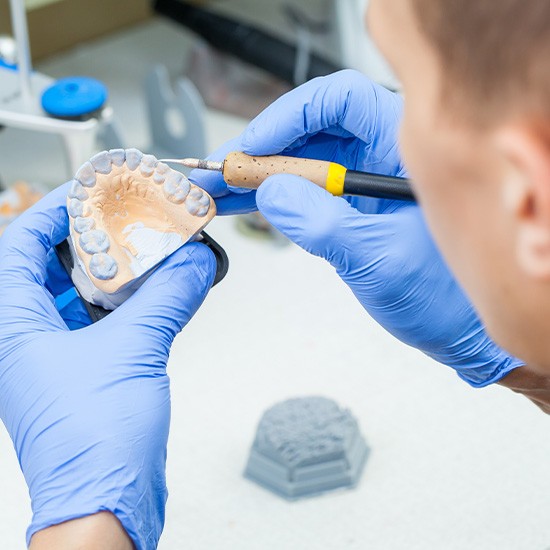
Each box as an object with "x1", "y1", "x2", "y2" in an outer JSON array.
[{"x1": 1, "y1": 0, "x2": 548, "y2": 548}]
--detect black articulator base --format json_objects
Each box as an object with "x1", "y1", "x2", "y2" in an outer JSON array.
[{"x1": 55, "y1": 232, "x2": 229, "y2": 323}]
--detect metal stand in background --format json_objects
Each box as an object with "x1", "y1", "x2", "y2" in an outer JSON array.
[
  {"x1": 8, "y1": 0, "x2": 31, "y2": 106},
  {"x1": 283, "y1": 4, "x2": 332, "y2": 86},
  {"x1": 0, "y1": 0, "x2": 115, "y2": 178},
  {"x1": 145, "y1": 64, "x2": 207, "y2": 166}
]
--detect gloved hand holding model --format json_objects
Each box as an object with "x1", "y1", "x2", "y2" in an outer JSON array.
[
  {"x1": 0, "y1": 183, "x2": 216, "y2": 548},
  {"x1": 194, "y1": 70, "x2": 523, "y2": 388}
]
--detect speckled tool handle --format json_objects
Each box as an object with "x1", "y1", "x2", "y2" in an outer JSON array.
[
  {"x1": 223, "y1": 151, "x2": 415, "y2": 201},
  {"x1": 224, "y1": 151, "x2": 337, "y2": 193}
]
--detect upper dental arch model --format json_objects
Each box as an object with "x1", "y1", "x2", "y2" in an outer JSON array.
[{"x1": 67, "y1": 148, "x2": 216, "y2": 309}]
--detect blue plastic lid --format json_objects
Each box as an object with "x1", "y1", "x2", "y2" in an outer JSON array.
[
  {"x1": 0, "y1": 59, "x2": 17, "y2": 71},
  {"x1": 41, "y1": 76, "x2": 108, "y2": 117}
]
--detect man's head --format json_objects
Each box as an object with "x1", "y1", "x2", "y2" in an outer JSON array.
[
  {"x1": 407, "y1": 1, "x2": 550, "y2": 126},
  {"x1": 368, "y1": 0, "x2": 550, "y2": 371}
]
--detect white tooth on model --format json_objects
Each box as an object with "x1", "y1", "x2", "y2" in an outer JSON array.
[
  {"x1": 90, "y1": 151, "x2": 112, "y2": 174},
  {"x1": 184, "y1": 187, "x2": 210, "y2": 216},
  {"x1": 68, "y1": 179, "x2": 88, "y2": 201},
  {"x1": 163, "y1": 172, "x2": 190, "y2": 204},
  {"x1": 109, "y1": 148, "x2": 126, "y2": 167},
  {"x1": 125, "y1": 148, "x2": 143, "y2": 170},
  {"x1": 140, "y1": 154, "x2": 157, "y2": 177},
  {"x1": 196, "y1": 194, "x2": 211, "y2": 217},
  {"x1": 89, "y1": 252, "x2": 118, "y2": 280},
  {"x1": 189, "y1": 188, "x2": 203, "y2": 200},
  {"x1": 68, "y1": 198, "x2": 89, "y2": 218},
  {"x1": 153, "y1": 162, "x2": 170, "y2": 184},
  {"x1": 198, "y1": 194, "x2": 210, "y2": 207},
  {"x1": 75, "y1": 161, "x2": 96, "y2": 187},
  {"x1": 73, "y1": 216, "x2": 95, "y2": 234},
  {"x1": 79, "y1": 230, "x2": 110, "y2": 254},
  {"x1": 185, "y1": 200, "x2": 199, "y2": 215}
]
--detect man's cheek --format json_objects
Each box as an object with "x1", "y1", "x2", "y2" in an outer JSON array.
[
  {"x1": 398, "y1": 119, "x2": 416, "y2": 173},
  {"x1": 399, "y1": 118, "x2": 431, "y2": 190}
]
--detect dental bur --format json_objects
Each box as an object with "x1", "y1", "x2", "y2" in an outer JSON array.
[{"x1": 160, "y1": 152, "x2": 415, "y2": 201}]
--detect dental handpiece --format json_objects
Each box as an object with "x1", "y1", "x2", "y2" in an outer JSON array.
[{"x1": 160, "y1": 152, "x2": 415, "y2": 202}]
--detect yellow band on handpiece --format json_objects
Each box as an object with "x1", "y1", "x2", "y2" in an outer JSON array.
[{"x1": 325, "y1": 163, "x2": 346, "y2": 196}]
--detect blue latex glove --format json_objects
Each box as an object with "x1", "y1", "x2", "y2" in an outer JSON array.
[
  {"x1": 195, "y1": 70, "x2": 523, "y2": 386},
  {"x1": 190, "y1": 69, "x2": 405, "y2": 215},
  {"x1": 0, "y1": 183, "x2": 216, "y2": 548}
]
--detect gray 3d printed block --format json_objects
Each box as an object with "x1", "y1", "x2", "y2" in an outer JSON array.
[{"x1": 244, "y1": 396, "x2": 368, "y2": 499}]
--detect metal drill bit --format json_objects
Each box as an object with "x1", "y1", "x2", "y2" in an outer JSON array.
[{"x1": 159, "y1": 158, "x2": 224, "y2": 172}]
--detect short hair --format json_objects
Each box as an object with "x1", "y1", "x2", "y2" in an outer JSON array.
[{"x1": 411, "y1": 0, "x2": 550, "y2": 125}]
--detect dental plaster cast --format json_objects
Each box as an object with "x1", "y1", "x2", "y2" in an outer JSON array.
[{"x1": 67, "y1": 148, "x2": 216, "y2": 309}]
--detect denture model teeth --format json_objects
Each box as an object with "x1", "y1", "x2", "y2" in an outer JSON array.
[{"x1": 66, "y1": 148, "x2": 216, "y2": 309}]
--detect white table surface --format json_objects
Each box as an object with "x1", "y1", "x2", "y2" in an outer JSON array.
[{"x1": 0, "y1": 18, "x2": 548, "y2": 550}]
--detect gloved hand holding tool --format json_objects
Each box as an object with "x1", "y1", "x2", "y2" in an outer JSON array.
[
  {"x1": 193, "y1": 70, "x2": 523, "y2": 387},
  {"x1": 0, "y1": 183, "x2": 216, "y2": 548}
]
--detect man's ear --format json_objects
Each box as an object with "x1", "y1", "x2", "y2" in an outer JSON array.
[{"x1": 494, "y1": 123, "x2": 550, "y2": 279}]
